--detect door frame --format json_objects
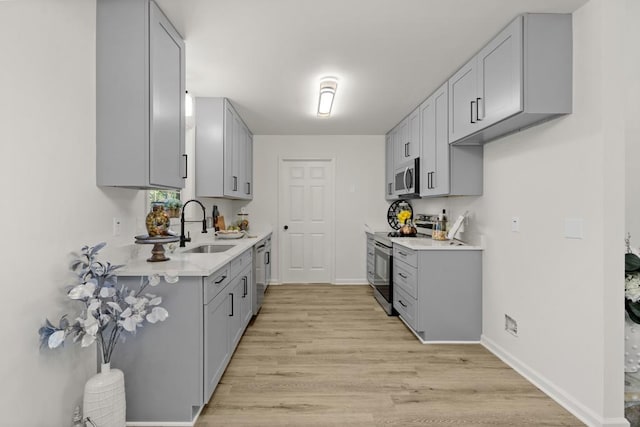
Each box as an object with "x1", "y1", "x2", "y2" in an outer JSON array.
[{"x1": 278, "y1": 157, "x2": 336, "y2": 284}]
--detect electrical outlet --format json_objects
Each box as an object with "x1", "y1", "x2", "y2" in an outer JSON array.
[
  {"x1": 112, "y1": 217, "x2": 121, "y2": 236},
  {"x1": 505, "y1": 314, "x2": 518, "y2": 337}
]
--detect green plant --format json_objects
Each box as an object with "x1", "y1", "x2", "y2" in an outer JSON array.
[{"x1": 164, "y1": 198, "x2": 182, "y2": 210}]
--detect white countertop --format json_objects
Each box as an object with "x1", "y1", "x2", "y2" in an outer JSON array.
[
  {"x1": 116, "y1": 229, "x2": 273, "y2": 277},
  {"x1": 390, "y1": 236, "x2": 482, "y2": 251}
]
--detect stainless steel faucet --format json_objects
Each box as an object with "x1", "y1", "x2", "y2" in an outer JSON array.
[{"x1": 180, "y1": 200, "x2": 207, "y2": 247}]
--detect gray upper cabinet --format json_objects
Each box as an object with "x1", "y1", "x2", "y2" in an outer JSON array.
[
  {"x1": 421, "y1": 83, "x2": 483, "y2": 198},
  {"x1": 448, "y1": 13, "x2": 572, "y2": 145},
  {"x1": 385, "y1": 134, "x2": 395, "y2": 200},
  {"x1": 96, "y1": 0, "x2": 186, "y2": 189},
  {"x1": 195, "y1": 97, "x2": 253, "y2": 200}
]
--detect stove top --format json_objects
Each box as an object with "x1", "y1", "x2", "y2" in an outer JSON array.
[{"x1": 387, "y1": 231, "x2": 430, "y2": 238}]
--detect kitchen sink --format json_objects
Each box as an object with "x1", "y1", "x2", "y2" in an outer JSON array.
[{"x1": 183, "y1": 244, "x2": 235, "y2": 254}]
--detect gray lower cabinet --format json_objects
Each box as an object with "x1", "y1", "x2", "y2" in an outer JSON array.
[
  {"x1": 393, "y1": 245, "x2": 482, "y2": 342},
  {"x1": 112, "y1": 255, "x2": 253, "y2": 424},
  {"x1": 96, "y1": 0, "x2": 186, "y2": 189},
  {"x1": 240, "y1": 264, "x2": 253, "y2": 328},
  {"x1": 366, "y1": 233, "x2": 375, "y2": 285},
  {"x1": 204, "y1": 285, "x2": 231, "y2": 403}
]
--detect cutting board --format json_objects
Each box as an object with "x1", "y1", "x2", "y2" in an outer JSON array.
[{"x1": 215, "y1": 215, "x2": 225, "y2": 231}]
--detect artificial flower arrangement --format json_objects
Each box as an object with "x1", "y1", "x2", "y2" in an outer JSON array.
[
  {"x1": 38, "y1": 243, "x2": 177, "y2": 364},
  {"x1": 397, "y1": 210, "x2": 412, "y2": 225},
  {"x1": 626, "y1": 239, "x2": 640, "y2": 324}
]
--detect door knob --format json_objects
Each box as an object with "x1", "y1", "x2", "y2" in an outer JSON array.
[{"x1": 284, "y1": 225, "x2": 288, "y2": 230}]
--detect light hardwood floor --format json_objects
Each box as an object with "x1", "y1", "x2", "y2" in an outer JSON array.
[{"x1": 195, "y1": 284, "x2": 584, "y2": 426}]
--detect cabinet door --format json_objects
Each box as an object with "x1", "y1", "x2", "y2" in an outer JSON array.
[
  {"x1": 394, "y1": 119, "x2": 409, "y2": 168},
  {"x1": 407, "y1": 107, "x2": 420, "y2": 162},
  {"x1": 229, "y1": 275, "x2": 244, "y2": 349},
  {"x1": 476, "y1": 16, "x2": 523, "y2": 129},
  {"x1": 240, "y1": 267, "x2": 253, "y2": 328},
  {"x1": 223, "y1": 102, "x2": 236, "y2": 196},
  {"x1": 448, "y1": 57, "x2": 479, "y2": 143},
  {"x1": 204, "y1": 292, "x2": 231, "y2": 402},
  {"x1": 385, "y1": 134, "x2": 394, "y2": 200},
  {"x1": 149, "y1": 2, "x2": 186, "y2": 189},
  {"x1": 421, "y1": 83, "x2": 450, "y2": 197},
  {"x1": 241, "y1": 127, "x2": 253, "y2": 199}
]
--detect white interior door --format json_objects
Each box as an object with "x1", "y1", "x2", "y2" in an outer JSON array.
[{"x1": 279, "y1": 159, "x2": 334, "y2": 284}]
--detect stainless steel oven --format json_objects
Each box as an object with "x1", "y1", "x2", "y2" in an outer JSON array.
[{"x1": 372, "y1": 233, "x2": 396, "y2": 316}]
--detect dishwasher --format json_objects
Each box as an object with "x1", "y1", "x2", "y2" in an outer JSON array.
[{"x1": 253, "y1": 241, "x2": 266, "y2": 315}]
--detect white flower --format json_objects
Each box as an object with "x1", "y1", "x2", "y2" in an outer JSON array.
[
  {"x1": 120, "y1": 316, "x2": 137, "y2": 332},
  {"x1": 146, "y1": 307, "x2": 169, "y2": 323},
  {"x1": 627, "y1": 273, "x2": 640, "y2": 302},
  {"x1": 148, "y1": 274, "x2": 161, "y2": 287},
  {"x1": 68, "y1": 281, "x2": 97, "y2": 300},
  {"x1": 48, "y1": 330, "x2": 66, "y2": 348},
  {"x1": 107, "y1": 302, "x2": 122, "y2": 313},
  {"x1": 87, "y1": 299, "x2": 101, "y2": 313},
  {"x1": 81, "y1": 333, "x2": 96, "y2": 347},
  {"x1": 83, "y1": 315, "x2": 99, "y2": 337},
  {"x1": 148, "y1": 297, "x2": 162, "y2": 306},
  {"x1": 164, "y1": 271, "x2": 179, "y2": 284},
  {"x1": 99, "y1": 287, "x2": 116, "y2": 298}
]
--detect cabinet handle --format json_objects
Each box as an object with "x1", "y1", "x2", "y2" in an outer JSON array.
[
  {"x1": 398, "y1": 251, "x2": 407, "y2": 256},
  {"x1": 398, "y1": 272, "x2": 407, "y2": 279},
  {"x1": 214, "y1": 275, "x2": 227, "y2": 284},
  {"x1": 388, "y1": 182, "x2": 392, "y2": 195},
  {"x1": 242, "y1": 276, "x2": 247, "y2": 297},
  {"x1": 405, "y1": 142, "x2": 409, "y2": 157},
  {"x1": 233, "y1": 176, "x2": 238, "y2": 191},
  {"x1": 182, "y1": 154, "x2": 188, "y2": 179},
  {"x1": 246, "y1": 182, "x2": 251, "y2": 195},
  {"x1": 399, "y1": 300, "x2": 407, "y2": 308},
  {"x1": 229, "y1": 293, "x2": 234, "y2": 316},
  {"x1": 470, "y1": 100, "x2": 476, "y2": 124},
  {"x1": 476, "y1": 97, "x2": 483, "y2": 121},
  {"x1": 265, "y1": 251, "x2": 270, "y2": 265}
]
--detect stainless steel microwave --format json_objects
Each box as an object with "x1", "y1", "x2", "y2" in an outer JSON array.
[{"x1": 394, "y1": 158, "x2": 420, "y2": 199}]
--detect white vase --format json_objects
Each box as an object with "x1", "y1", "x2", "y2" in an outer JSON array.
[{"x1": 83, "y1": 362, "x2": 126, "y2": 427}]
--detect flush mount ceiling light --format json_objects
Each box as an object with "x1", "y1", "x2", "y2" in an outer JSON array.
[{"x1": 317, "y1": 77, "x2": 338, "y2": 117}]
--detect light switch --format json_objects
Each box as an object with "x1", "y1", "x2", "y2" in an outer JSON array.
[
  {"x1": 564, "y1": 218, "x2": 584, "y2": 239},
  {"x1": 113, "y1": 217, "x2": 121, "y2": 236},
  {"x1": 511, "y1": 217, "x2": 520, "y2": 232}
]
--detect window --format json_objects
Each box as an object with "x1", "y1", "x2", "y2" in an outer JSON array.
[{"x1": 148, "y1": 190, "x2": 181, "y2": 218}]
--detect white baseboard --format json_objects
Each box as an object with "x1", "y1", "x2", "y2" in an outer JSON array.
[
  {"x1": 481, "y1": 335, "x2": 629, "y2": 427},
  {"x1": 333, "y1": 279, "x2": 369, "y2": 285}
]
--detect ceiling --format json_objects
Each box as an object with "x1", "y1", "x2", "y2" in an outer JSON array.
[{"x1": 155, "y1": 0, "x2": 588, "y2": 135}]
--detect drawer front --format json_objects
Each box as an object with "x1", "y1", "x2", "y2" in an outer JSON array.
[
  {"x1": 393, "y1": 260, "x2": 417, "y2": 299},
  {"x1": 204, "y1": 265, "x2": 230, "y2": 304},
  {"x1": 230, "y1": 249, "x2": 253, "y2": 279},
  {"x1": 366, "y1": 261, "x2": 375, "y2": 285},
  {"x1": 393, "y1": 284, "x2": 417, "y2": 331},
  {"x1": 393, "y1": 245, "x2": 417, "y2": 268}
]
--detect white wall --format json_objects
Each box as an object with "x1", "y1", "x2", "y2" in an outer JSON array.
[
  {"x1": 626, "y1": 0, "x2": 640, "y2": 245},
  {"x1": 247, "y1": 135, "x2": 388, "y2": 284},
  {"x1": 0, "y1": 1, "x2": 149, "y2": 425},
  {"x1": 417, "y1": 1, "x2": 628, "y2": 425}
]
